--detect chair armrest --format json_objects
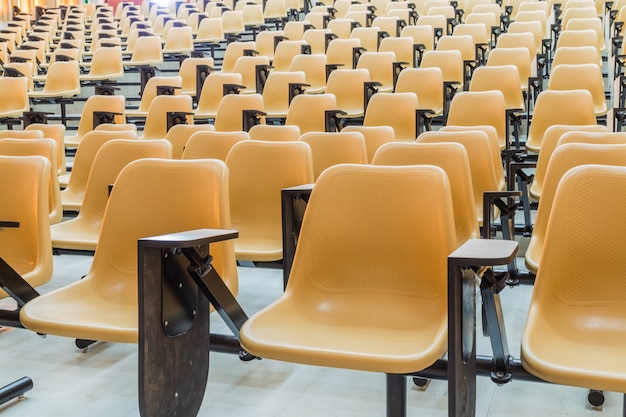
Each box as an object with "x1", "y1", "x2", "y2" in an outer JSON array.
[{"x1": 138, "y1": 228, "x2": 239, "y2": 248}]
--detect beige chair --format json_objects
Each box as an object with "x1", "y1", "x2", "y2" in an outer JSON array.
[
  {"x1": 141, "y1": 95, "x2": 194, "y2": 140},
  {"x1": 240, "y1": 164, "x2": 456, "y2": 415},
  {"x1": 325, "y1": 68, "x2": 371, "y2": 118},
  {"x1": 230, "y1": 55, "x2": 271, "y2": 94},
  {"x1": 521, "y1": 165, "x2": 626, "y2": 398},
  {"x1": 182, "y1": 131, "x2": 250, "y2": 161},
  {"x1": 342, "y1": 125, "x2": 396, "y2": 163},
  {"x1": 164, "y1": 124, "x2": 215, "y2": 159},
  {"x1": 126, "y1": 75, "x2": 183, "y2": 119},
  {"x1": 0, "y1": 155, "x2": 52, "y2": 294},
  {"x1": 25, "y1": 123, "x2": 67, "y2": 175},
  {"x1": 525, "y1": 90, "x2": 597, "y2": 153},
  {"x1": 300, "y1": 131, "x2": 368, "y2": 180},
  {"x1": 248, "y1": 124, "x2": 301, "y2": 141},
  {"x1": 262, "y1": 71, "x2": 307, "y2": 119},
  {"x1": 395, "y1": 67, "x2": 444, "y2": 124},
  {"x1": 64, "y1": 95, "x2": 127, "y2": 148},
  {"x1": 372, "y1": 141, "x2": 479, "y2": 245},
  {"x1": 226, "y1": 140, "x2": 313, "y2": 261},
  {"x1": 0, "y1": 138, "x2": 62, "y2": 225},
  {"x1": 356, "y1": 51, "x2": 397, "y2": 93},
  {"x1": 51, "y1": 139, "x2": 172, "y2": 251},
  {"x1": 272, "y1": 40, "x2": 307, "y2": 72},
  {"x1": 0, "y1": 77, "x2": 29, "y2": 120},
  {"x1": 60, "y1": 130, "x2": 138, "y2": 211},
  {"x1": 363, "y1": 92, "x2": 419, "y2": 141},
  {"x1": 547, "y1": 63, "x2": 607, "y2": 117},
  {"x1": 124, "y1": 35, "x2": 164, "y2": 67},
  {"x1": 21, "y1": 158, "x2": 238, "y2": 343},
  {"x1": 214, "y1": 93, "x2": 264, "y2": 132},
  {"x1": 194, "y1": 72, "x2": 244, "y2": 119},
  {"x1": 289, "y1": 53, "x2": 327, "y2": 94},
  {"x1": 79, "y1": 46, "x2": 125, "y2": 82},
  {"x1": 285, "y1": 93, "x2": 338, "y2": 134},
  {"x1": 525, "y1": 143, "x2": 626, "y2": 274}
]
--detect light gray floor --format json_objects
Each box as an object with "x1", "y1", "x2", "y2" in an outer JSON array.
[{"x1": 0, "y1": 251, "x2": 622, "y2": 417}]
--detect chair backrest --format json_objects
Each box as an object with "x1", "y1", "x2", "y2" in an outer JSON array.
[
  {"x1": 287, "y1": 163, "x2": 456, "y2": 303},
  {"x1": 0, "y1": 138, "x2": 62, "y2": 224},
  {"x1": 0, "y1": 155, "x2": 52, "y2": 290},
  {"x1": 356, "y1": 51, "x2": 396, "y2": 91},
  {"x1": 255, "y1": 30, "x2": 285, "y2": 59},
  {"x1": 521, "y1": 164, "x2": 626, "y2": 393},
  {"x1": 395, "y1": 67, "x2": 443, "y2": 115},
  {"x1": 272, "y1": 40, "x2": 307, "y2": 72},
  {"x1": 40, "y1": 60, "x2": 81, "y2": 96},
  {"x1": 341, "y1": 125, "x2": 395, "y2": 163},
  {"x1": 325, "y1": 68, "x2": 370, "y2": 117},
  {"x1": 547, "y1": 63, "x2": 607, "y2": 116},
  {"x1": 262, "y1": 70, "x2": 307, "y2": 117},
  {"x1": 0, "y1": 77, "x2": 29, "y2": 117},
  {"x1": 530, "y1": 124, "x2": 609, "y2": 200},
  {"x1": 128, "y1": 35, "x2": 163, "y2": 65},
  {"x1": 326, "y1": 38, "x2": 361, "y2": 69},
  {"x1": 248, "y1": 124, "x2": 301, "y2": 141},
  {"x1": 363, "y1": 92, "x2": 418, "y2": 141},
  {"x1": 214, "y1": 93, "x2": 264, "y2": 132},
  {"x1": 182, "y1": 131, "x2": 250, "y2": 160},
  {"x1": 87, "y1": 46, "x2": 124, "y2": 79},
  {"x1": 526, "y1": 90, "x2": 597, "y2": 153},
  {"x1": 136, "y1": 75, "x2": 184, "y2": 113},
  {"x1": 420, "y1": 49, "x2": 464, "y2": 86},
  {"x1": 435, "y1": 35, "x2": 475, "y2": 62},
  {"x1": 24, "y1": 123, "x2": 67, "y2": 175},
  {"x1": 289, "y1": 53, "x2": 327, "y2": 94},
  {"x1": 286, "y1": 93, "x2": 338, "y2": 134},
  {"x1": 525, "y1": 143, "x2": 626, "y2": 274},
  {"x1": 62, "y1": 130, "x2": 138, "y2": 210},
  {"x1": 485, "y1": 47, "x2": 532, "y2": 92},
  {"x1": 142, "y1": 95, "x2": 194, "y2": 140},
  {"x1": 417, "y1": 129, "x2": 499, "y2": 226},
  {"x1": 165, "y1": 124, "x2": 215, "y2": 159},
  {"x1": 300, "y1": 131, "x2": 368, "y2": 180},
  {"x1": 69, "y1": 139, "x2": 172, "y2": 235},
  {"x1": 88, "y1": 158, "x2": 238, "y2": 314},
  {"x1": 195, "y1": 72, "x2": 244, "y2": 117},
  {"x1": 401, "y1": 24, "x2": 435, "y2": 51},
  {"x1": 225, "y1": 140, "x2": 314, "y2": 261},
  {"x1": 551, "y1": 45, "x2": 601, "y2": 69},
  {"x1": 469, "y1": 65, "x2": 525, "y2": 111},
  {"x1": 178, "y1": 56, "x2": 215, "y2": 96},
  {"x1": 69, "y1": 95, "x2": 127, "y2": 146},
  {"x1": 372, "y1": 141, "x2": 479, "y2": 245},
  {"x1": 446, "y1": 90, "x2": 507, "y2": 149}
]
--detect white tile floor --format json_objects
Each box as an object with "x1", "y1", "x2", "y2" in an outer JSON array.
[{"x1": 0, "y1": 251, "x2": 623, "y2": 417}]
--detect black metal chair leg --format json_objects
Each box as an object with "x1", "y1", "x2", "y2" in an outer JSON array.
[
  {"x1": 0, "y1": 377, "x2": 33, "y2": 406},
  {"x1": 386, "y1": 374, "x2": 406, "y2": 417}
]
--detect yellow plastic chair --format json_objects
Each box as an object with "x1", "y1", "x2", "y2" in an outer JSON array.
[
  {"x1": 395, "y1": 67, "x2": 444, "y2": 121},
  {"x1": 0, "y1": 137, "x2": 61, "y2": 226},
  {"x1": 342, "y1": 125, "x2": 395, "y2": 162},
  {"x1": 125, "y1": 35, "x2": 164, "y2": 66},
  {"x1": 0, "y1": 130, "x2": 42, "y2": 139},
  {"x1": 126, "y1": 75, "x2": 183, "y2": 118},
  {"x1": 255, "y1": 30, "x2": 285, "y2": 60},
  {"x1": 222, "y1": 10, "x2": 246, "y2": 36},
  {"x1": 525, "y1": 90, "x2": 597, "y2": 153},
  {"x1": 64, "y1": 95, "x2": 127, "y2": 148},
  {"x1": 419, "y1": 49, "x2": 464, "y2": 88},
  {"x1": 272, "y1": 39, "x2": 308, "y2": 72},
  {"x1": 194, "y1": 17, "x2": 225, "y2": 47},
  {"x1": 401, "y1": 23, "x2": 436, "y2": 52},
  {"x1": 177, "y1": 56, "x2": 215, "y2": 97},
  {"x1": 182, "y1": 130, "x2": 250, "y2": 160},
  {"x1": 507, "y1": 20, "x2": 544, "y2": 54},
  {"x1": 435, "y1": 34, "x2": 476, "y2": 62},
  {"x1": 214, "y1": 93, "x2": 264, "y2": 132},
  {"x1": 240, "y1": 163, "x2": 456, "y2": 415},
  {"x1": 51, "y1": 139, "x2": 172, "y2": 251},
  {"x1": 142, "y1": 95, "x2": 193, "y2": 140},
  {"x1": 161, "y1": 25, "x2": 194, "y2": 55},
  {"x1": 60, "y1": 130, "x2": 138, "y2": 211},
  {"x1": 25, "y1": 123, "x2": 67, "y2": 175},
  {"x1": 165, "y1": 124, "x2": 215, "y2": 159},
  {"x1": 486, "y1": 47, "x2": 533, "y2": 93},
  {"x1": 285, "y1": 93, "x2": 338, "y2": 134},
  {"x1": 248, "y1": 124, "x2": 301, "y2": 141},
  {"x1": 521, "y1": 164, "x2": 626, "y2": 398},
  {"x1": 230, "y1": 55, "x2": 271, "y2": 93},
  {"x1": 551, "y1": 45, "x2": 601, "y2": 69},
  {"x1": 418, "y1": 129, "x2": 500, "y2": 227},
  {"x1": 0, "y1": 155, "x2": 52, "y2": 294},
  {"x1": 379, "y1": 36, "x2": 417, "y2": 67},
  {"x1": 326, "y1": 38, "x2": 361, "y2": 69},
  {"x1": 529, "y1": 124, "x2": 611, "y2": 201},
  {"x1": 226, "y1": 140, "x2": 313, "y2": 261},
  {"x1": 21, "y1": 158, "x2": 238, "y2": 343},
  {"x1": 446, "y1": 91, "x2": 508, "y2": 150},
  {"x1": 79, "y1": 46, "x2": 125, "y2": 82},
  {"x1": 300, "y1": 131, "x2": 368, "y2": 180},
  {"x1": 289, "y1": 53, "x2": 327, "y2": 94},
  {"x1": 363, "y1": 92, "x2": 418, "y2": 141},
  {"x1": 0, "y1": 77, "x2": 29, "y2": 119},
  {"x1": 525, "y1": 143, "x2": 626, "y2": 274},
  {"x1": 547, "y1": 63, "x2": 607, "y2": 117},
  {"x1": 262, "y1": 70, "x2": 307, "y2": 119},
  {"x1": 194, "y1": 72, "x2": 244, "y2": 119},
  {"x1": 282, "y1": 21, "x2": 309, "y2": 40},
  {"x1": 356, "y1": 51, "x2": 396, "y2": 92},
  {"x1": 325, "y1": 68, "x2": 371, "y2": 118},
  {"x1": 372, "y1": 141, "x2": 479, "y2": 245}
]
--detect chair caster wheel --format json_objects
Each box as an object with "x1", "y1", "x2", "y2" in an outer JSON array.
[
  {"x1": 588, "y1": 389, "x2": 604, "y2": 409},
  {"x1": 238, "y1": 350, "x2": 258, "y2": 361},
  {"x1": 412, "y1": 377, "x2": 431, "y2": 391}
]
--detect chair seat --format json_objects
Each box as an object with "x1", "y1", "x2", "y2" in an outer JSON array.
[
  {"x1": 50, "y1": 218, "x2": 99, "y2": 251},
  {"x1": 20, "y1": 276, "x2": 138, "y2": 343},
  {"x1": 241, "y1": 291, "x2": 447, "y2": 374},
  {"x1": 522, "y1": 303, "x2": 626, "y2": 393},
  {"x1": 60, "y1": 188, "x2": 83, "y2": 212},
  {"x1": 234, "y1": 232, "x2": 282, "y2": 262}
]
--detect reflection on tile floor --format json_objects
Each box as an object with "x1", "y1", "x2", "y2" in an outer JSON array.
[{"x1": 0, "y1": 253, "x2": 621, "y2": 416}]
